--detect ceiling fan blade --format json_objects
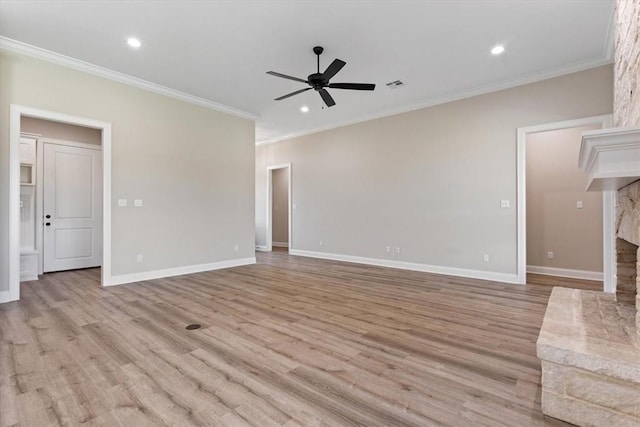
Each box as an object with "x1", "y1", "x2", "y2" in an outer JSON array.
[
  {"x1": 319, "y1": 89, "x2": 336, "y2": 107},
  {"x1": 322, "y1": 59, "x2": 346, "y2": 80},
  {"x1": 274, "y1": 87, "x2": 312, "y2": 101},
  {"x1": 328, "y1": 83, "x2": 376, "y2": 91},
  {"x1": 266, "y1": 71, "x2": 308, "y2": 84}
]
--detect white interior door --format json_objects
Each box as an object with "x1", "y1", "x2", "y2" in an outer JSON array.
[{"x1": 43, "y1": 143, "x2": 102, "y2": 272}]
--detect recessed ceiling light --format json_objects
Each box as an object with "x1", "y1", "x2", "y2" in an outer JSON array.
[
  {"x1": 127, "y1": 37, "x2": 142, "y2": 48},
  {"x1": 300, "y1": 106, "x2": 309, "y2": 113},
  {"x1": 491, "y1": 45, "x2": 505, "y2": 55}
]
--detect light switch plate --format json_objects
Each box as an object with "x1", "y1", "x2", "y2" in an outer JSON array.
[
  {"x1": 134, "y1": 199, "x2": 143, "y2": 207},
  {"x1": 118, "y1": 199, "x2": 128, "y2": 207},
  {"x1": 576, "y1": 201, "x2": 583, "y2": 209}
]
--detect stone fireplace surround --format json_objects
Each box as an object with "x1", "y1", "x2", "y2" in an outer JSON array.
[
  {"x1": 618, "y1": 182, "x2": 640, "y2": 313},
  {"x1": 537, "y1": 126, "x2": 640, "y2": 426},
  {"x1": 617, "y1": 237, "x2": 639, "y2": 307}
]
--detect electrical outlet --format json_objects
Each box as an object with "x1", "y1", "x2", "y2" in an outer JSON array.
[
  {"x1": 395, "y1": 247, "x2": 401, "y2": 254},
  {"x1": 547, "y1": 251, "x2": 554, "y2": 259},
  {"x1": 118, "y1": 199, "x2": 128, "y2": 207},
  {"x1": 136, "y1": 254, "x2": 143, "y2": 263},
  {"x1": 319, "y1": 240, "x2": 324, "y2": 246},
  {"x1": 483, "y1": 253, "x2": 489, "y2": 262},
  {"x1": 386, "y1": 246, "x2": 391, "y2": 253},
  {"x1": 134, "y1": 199, "x2": 143, "y2": 207},
  {"x1": 576, "y1": 201, "x2": 583, "y2": 209},
  {"x1": 500, "y1": 200, "x2": 510, "y2": 208}
]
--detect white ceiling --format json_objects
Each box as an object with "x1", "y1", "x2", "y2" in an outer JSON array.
[{"x1": 0, "y1": 1, "x2": 614, "y2": 143}]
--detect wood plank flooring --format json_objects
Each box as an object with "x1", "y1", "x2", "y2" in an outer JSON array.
[{"x1": 0, "y1": 249, "x2": 601, "y2": 426}]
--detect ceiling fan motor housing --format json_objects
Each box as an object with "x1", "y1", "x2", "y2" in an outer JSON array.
[{"x1": 308, "y1": 73, "x2": 327, "y2": 90}]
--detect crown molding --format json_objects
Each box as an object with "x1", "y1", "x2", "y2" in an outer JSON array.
[
  {"x1": 603, "y1": 2, "x2": 616, "y2": 61},
  {"x1": 0, "y1": 37, "x2": 259, "y2": 121},
  {"x1": 256, "y1": 55, "x2": 613, "y2": 146},
  {"x1": 258, "y1": 1, "x2": 616, "y2": 145},
  {"x1": 0, "y1": 36, "x2": 611, "y2": 143}
]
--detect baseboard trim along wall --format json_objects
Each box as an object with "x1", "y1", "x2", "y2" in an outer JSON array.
[
  {"x1": 272, "y1": 242, "x2": 289, "y2": 248},
  {"x1": 255, "y1": 245, "x2": 268, "y2": 252},
  {"x1": 290, "y1": 249, "x2": 521, "y2": 284},
  {"x1": 106, "y1": 257, "x2": 256, "y2": 287},
  {"x1": 526, "y1": 265, "x2": 603, "y2": 281},
  {"x1": 0, "y1": 290, "x2": 14, "y2": 304}
]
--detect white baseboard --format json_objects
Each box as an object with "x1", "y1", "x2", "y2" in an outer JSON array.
[
  {"x1": 255, "y1": 245, "x2": 268, "y2": 252},
  {"x1": 289, "y1": 249, "x2": 521, "y2": 284},
  {"x1": 527, "y1": 265, "x2": 603, "y2": 281},
  {"x1": 0, "y1": 289, "x2": 18, "y2": 304},
  {"x1": 106, "y1": 257, "x2": 256, "y2": 287},
  {"x1": 272, "y1": 242, "x2": 289, "y2": 248},
  {"x1": 20, "y1": 274, "x2": 39, "y2": 282}
]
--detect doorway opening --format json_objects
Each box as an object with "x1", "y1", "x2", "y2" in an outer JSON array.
[
  {"x1": 526, "y1": 125, "x2": 604, "y2": 281},
  {"x1": 266, "y1": 164, "x2": 292, "y2": 253},
  {"x1": 516, "y1": 115, "x2": 614, "y2": 290},
  {"x1": 6, "y1": 105, "x2": 112, "y2": 303}
]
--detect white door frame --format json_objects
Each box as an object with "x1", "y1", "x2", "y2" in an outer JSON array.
[
  {"x1": 516, "y1": 114, "x2": 614, "y2": 290},
  {"x1": 6, "y1": 105, "x2": 112, "y2": 303},
  {"x1": 266, "y1": 163, "x2": 292, "y2": 252}
]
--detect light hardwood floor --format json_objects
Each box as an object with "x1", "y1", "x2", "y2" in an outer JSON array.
[{"x1": 1, "y1": 249, "x2": 601, "y2": 426}]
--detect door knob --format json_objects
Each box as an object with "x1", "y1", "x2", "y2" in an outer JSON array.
[
  {"x1": 45, "y1": 214, "x2": 51, "y2": 219},
  {"x1": 45, "y1": 222, "x2": 51, "y2": 226}
]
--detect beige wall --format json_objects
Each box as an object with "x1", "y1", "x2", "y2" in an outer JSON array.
[
  {"x1": 1, "y1": 51, "x2": 255, "y2": 292},
  {"x1": 21, "y1": 116, "x2": 102, "y2": 145},
  {"x1": 526, "y1": 126, "x2": 603, "y2": 272},
  {"x1": 272, "y1": 168, "x2": 289, "y2": 244},
  {"x1": 255, "y1": 65, "x2": 613, "y2": 276}
]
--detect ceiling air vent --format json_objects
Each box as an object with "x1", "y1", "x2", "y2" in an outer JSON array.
[{"x1": 386, "y1": 80, "x2": 405, "y2": 89}]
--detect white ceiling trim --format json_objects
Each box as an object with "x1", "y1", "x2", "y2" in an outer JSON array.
[
  {"x1": 603, "y1": 3, "x2": 616, "y2": 61},
  {"x1": 256, "y1": 56, "x2": 612, "y2": 146},
  {"x1": 258, "y1": 8, "x2": 616, "y2": 146},
  {"x1": 0, "y1": 37, "x2": 259, "y2": 121}
]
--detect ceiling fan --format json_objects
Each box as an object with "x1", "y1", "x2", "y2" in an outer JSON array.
[{"x1": 266, "y1": 46, "x2": 375, "y2": 108}]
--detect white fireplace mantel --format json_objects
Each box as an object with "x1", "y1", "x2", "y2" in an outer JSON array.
[{"x1": 579, "y1": 126, "x2": 640, "y2": 191}]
